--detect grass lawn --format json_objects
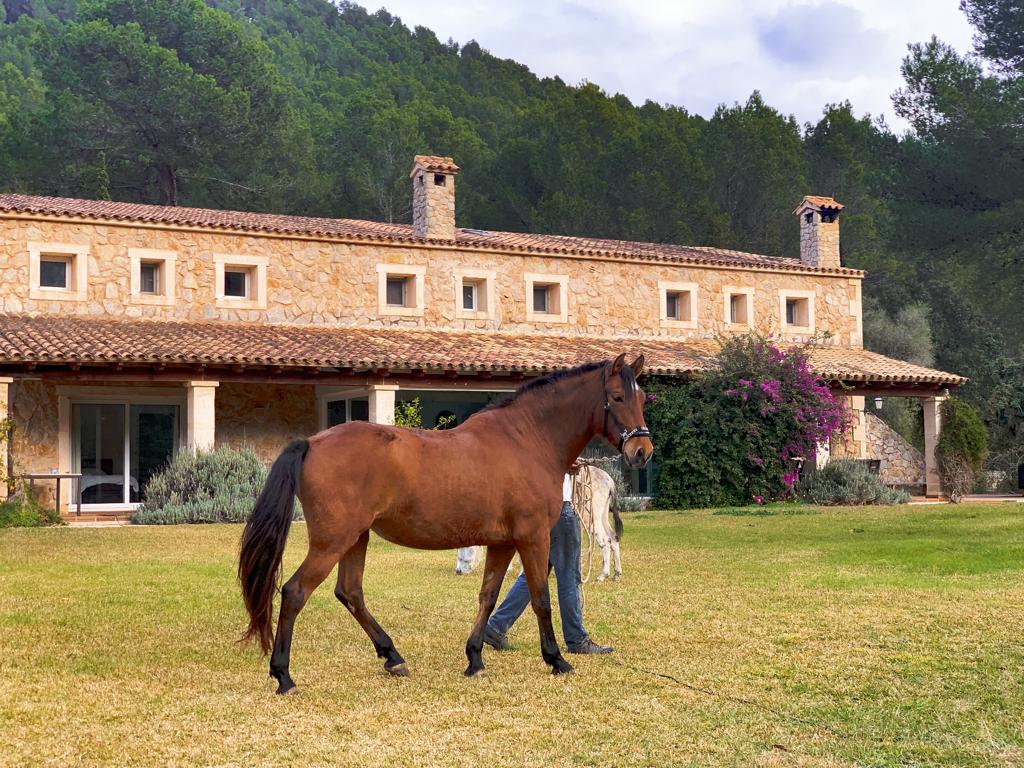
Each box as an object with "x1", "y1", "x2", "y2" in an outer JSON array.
[{"x1": 1, "y1": 505, "x2": 1023, "y2": 767}]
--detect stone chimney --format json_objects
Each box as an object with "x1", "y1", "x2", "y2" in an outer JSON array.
[
  {"x1": 410, "y1": 155, "x2": 459, "y2": 240},
  {"x1": 794, "y1": 195, "x2": 844, "y2": 269}
]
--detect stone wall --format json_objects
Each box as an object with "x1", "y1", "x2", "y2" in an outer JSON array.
[
  {"x1": 865, "y1": 413, "x2": 926, "y2": 490},
  {"x1": 215, "y1": 383, "x2": 318, "y2": 463},
  {"x1": 0, "y1": 217, "x2": 863, "y2": 346}
]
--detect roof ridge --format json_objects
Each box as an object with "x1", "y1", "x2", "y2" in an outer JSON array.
[{"x1": 0, "y1": 192, "x2": 863, "y2": 277}]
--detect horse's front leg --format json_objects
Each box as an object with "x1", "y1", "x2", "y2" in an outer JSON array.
[
  {"x1": 464, "y1": 544, "x2": 516, "y2": 677},
  {"x1": 518, "y1": 537, "x2": 573, "y2": 675}
]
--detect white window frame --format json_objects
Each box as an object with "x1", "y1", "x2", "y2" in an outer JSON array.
[
  {"x1": 524, "y1": 273, "x2": 569, "y2": 323},
  {"x1": 29, "y1": 242, "x2": 88, "y2": 302},
  {"x1": 376, "y1": 264, "x2": 426, "y2": 318},
  {"x1": 455, "y1": 268, "x2": 496, "y2": 320},
  {"x1": 658, "y1": 281, "x2": 698, "y2": 330},
  {"x1": 214, "y1": 254, "x2": 268, "y2": 310},
  {"x1": 56, "y1": 386, "x2": 185, "y2": 512},
  {"x1": 129, "y1": 248, "x2": 177, "y2": 306},
  {"x1": 723, "y1": 286, "x2": 755, "y2": 329},
  {"x1": 779, "y1": 289, "x2": 816, "y2": 335}
]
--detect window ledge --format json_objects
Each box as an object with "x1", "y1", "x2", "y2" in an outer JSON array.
[
  {"x1": 29, "y1": 287, "x2": 86, "y2": 302},
  {"x1": 380, "y1": 305, "x2": 424, "y2": 318},
  {"x1": 659, "y1": 318, "x2": 698, "y2": 330}
]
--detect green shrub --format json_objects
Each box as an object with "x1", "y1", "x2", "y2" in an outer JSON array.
[
  {"x1": 0, "y1": 495, "x2": 63, "y2": 527},
  {"x1": 936, "y1": 397, "x2": 989, "y2": 502},
  {"x1": 132, "y1": 446, "x2": 279, "y2": 524},
  {"x1": 645, "y1": 334, "x2": 848, "y2": 508},
  {"x1": 797, "y1": 460, "x2": 911, "y2": 506}
]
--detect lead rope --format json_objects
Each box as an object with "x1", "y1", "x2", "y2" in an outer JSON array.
[{"x1": 573, "y1": 465, "x2": 597, "y2": 607}]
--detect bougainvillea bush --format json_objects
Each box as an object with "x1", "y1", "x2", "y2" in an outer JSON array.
[{"x1": 644, "y1": 334, "x2": 848, "y2": 508}]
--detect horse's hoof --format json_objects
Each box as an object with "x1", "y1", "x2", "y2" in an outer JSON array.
[
  {"x1": 613, "y1": 573, "x2": 621, "y2": 581},
  {"x1": 463, "y1": 666, "x2": 486, "y2": 678},
  {"x1": 275, "y1": 683, "x2": 298, "y2": 695},
  {"x1": 551, "y1": 660, "x2": 575, "y2": 676},
  {"x1": 384, "y1": 661, "x2": 410, "y2": 677},
  {"x1": 596, "y1": 575, "x2": 606, "y2": 583}
]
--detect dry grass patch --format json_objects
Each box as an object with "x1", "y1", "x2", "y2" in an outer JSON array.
[{"x1": 1, "y1": 505, "x2": 1022, "y2": 766}]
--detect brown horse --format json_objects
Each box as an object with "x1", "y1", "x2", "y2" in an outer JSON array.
[{"x1": 238, "y1": 353, "x2": 653, "y2": 694}]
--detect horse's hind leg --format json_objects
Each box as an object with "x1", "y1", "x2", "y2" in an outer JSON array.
[
  {"x1": 270, "y1": 544, "x2": 343, "y2": 695},
  {"x1": 518, "y1": 538, "x2": 573, "y2": 675},
  {"x1": 464, "y1": 544, "x2": 516, "y2": 677},
  {"x1": 335, "y1": 531, "x2": 408, "y2": 676},
  {"x1": 611, "y1": 539, "x2": 622, "y2": 580}
]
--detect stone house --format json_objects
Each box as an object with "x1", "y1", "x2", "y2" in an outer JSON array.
[{"x1": 0, "y1": 155, "x2": 962, "y2": 517}]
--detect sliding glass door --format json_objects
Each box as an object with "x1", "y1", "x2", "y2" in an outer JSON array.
[{"x1": 73, "y1": 402, "x2": 180, "y2": 506}]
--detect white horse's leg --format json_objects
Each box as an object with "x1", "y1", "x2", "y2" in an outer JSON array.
[{"x1": 611, "y1": 539, "x2": 622, "y2": 579}]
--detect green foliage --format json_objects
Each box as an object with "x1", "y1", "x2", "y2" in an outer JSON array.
[
  {"x1": 393, "y1": 397, "x2": 422, "y2": 428},
  {"x1": 936, "y1": 396, "x2": 989, "y2": 500},
  {"x1": 132, "y1": 446, "x2": 273, "y2": 524},
  {"x1": 937, "y1": 397, "x2": 989, "y2": 469},
  {"x1": 797, "y1": 460, "x2": 911, "y2": 506},
  {"x1": 393, "y1": 397, "x2": 455, "y2": 429},
  {"x1": 0, "y1": 493, "x2": 62, "y2": 526},
  {"x1": 645, "y1": 334, "x2": 847, "y2": 509}
]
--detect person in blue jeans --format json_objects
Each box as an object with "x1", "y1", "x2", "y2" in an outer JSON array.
[{"x1": 484, "y1": 464, "x2": 613, "y2": 655}]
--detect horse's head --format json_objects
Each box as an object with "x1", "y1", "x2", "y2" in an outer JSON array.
[{"x1": 601, "y1": 353, "x2": 654, "y2": 469}]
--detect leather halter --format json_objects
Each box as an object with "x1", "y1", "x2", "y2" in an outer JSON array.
[{"x1": 602, "y1": 367, "x2": 652, "y2": 453}]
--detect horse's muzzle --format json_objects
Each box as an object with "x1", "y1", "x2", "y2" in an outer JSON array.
[{"x1": 622, "y1": 437, "x2": 653, "y2": 469}]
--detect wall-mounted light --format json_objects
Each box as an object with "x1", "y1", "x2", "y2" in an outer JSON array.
[{"x1": 873, "y1": 397, "x2": 883, "y2": 410}]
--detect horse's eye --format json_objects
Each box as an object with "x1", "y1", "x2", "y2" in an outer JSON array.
[{"x1": 612, "y1": 394, "x2": 624, "y2": 402}]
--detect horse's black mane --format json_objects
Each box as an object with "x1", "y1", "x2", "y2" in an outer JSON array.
[{"x1": 477, "y1": 359, "x2": 617, "y2": 414}]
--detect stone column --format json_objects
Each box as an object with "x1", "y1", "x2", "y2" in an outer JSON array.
[
  {"x1": 0, "y1": 377, "x2": 11, "y2": 499},
  {"x1": 368, "y1": 384, "x2": 398, "y2": 425},
  {"x1": 185, "y1": 381, "x2": 219, "y2": 451},
  {"x1": 831, "y1": 395, "x2": 867, "y2": 459},
  {"x1": 923, "y1": 395, "x2": 946, "y2": 497}
]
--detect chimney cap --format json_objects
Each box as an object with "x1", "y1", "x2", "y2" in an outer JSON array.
[
  {"x1": 410, "y1": 155, "x2": 460, "y2": 178},
  {"x1": 794, "y1": 195, "x2": 845, "y2": 216}
]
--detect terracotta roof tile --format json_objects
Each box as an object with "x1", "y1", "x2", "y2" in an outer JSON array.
[
  {"x1": 0, "y1": 193, "x2": 862, "y2": 276},
  {"x1": 411, "y1": 155, "x2": 460, "y2": 174},
  {"x1": 0, "y1": 314, "x2": 965, "y2": 386},
  {"x1": 794, "y1": 195, "x2": 845, "y2": 214}
]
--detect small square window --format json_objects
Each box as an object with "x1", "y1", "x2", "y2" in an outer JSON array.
[
  {"x1": 666, "y1": 291, "x2": 691, "y2": 321},
  {"x1": 386, "y1": 276, "x2": 408, "y2": 307},
  {"x1": 729, "y1": 294, "x2": 748, "y2": 325},
  {"x1": 785, "y1": 299, "x2": 800, "y2": 325},
  {"x1": 533, "y1": 284, "x2": 551, "y2": 314},
  {"x1": 729, "y1": 290, "x2": 753, "y2": 323},
  {"x1": 780, "y1": 292, "x2": 814, "y2": 332},
  {"x1": 39, "y1": 258, "x2": 69, "y2": 289},
  {"x1": 224, "y1": 269, "x2": 249, "y2": 299},
  {"x1": 139, "y1": 261, "x2": 160, "y2": 295},
  {"x1": 462, "y1": 282, "x2": 477, "y2": 311}
]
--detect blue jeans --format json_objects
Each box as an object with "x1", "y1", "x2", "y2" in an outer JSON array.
[{"x1": 488, "y1": 502, "x2": 588, "y2": 647}]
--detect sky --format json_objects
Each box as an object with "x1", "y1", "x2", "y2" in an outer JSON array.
[{"x1": 375, "y1": 0, "x2": 976, "y2": 132}]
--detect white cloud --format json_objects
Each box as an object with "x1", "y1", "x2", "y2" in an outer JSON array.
[{"x1": 375, "y1": 0, "x2": 975, "y2": 131}]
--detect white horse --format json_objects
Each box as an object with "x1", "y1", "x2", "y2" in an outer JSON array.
[{"x1": 453, "y1": 464, "x2": 623, "y2": 581}]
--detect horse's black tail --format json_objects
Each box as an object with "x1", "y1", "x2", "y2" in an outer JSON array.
[
  {"x1": 238, "y1": 438, "x2": 309, "y2": 655},
  {"x1": 611, "y1": 491, "x2": 624, "y2": 541}
]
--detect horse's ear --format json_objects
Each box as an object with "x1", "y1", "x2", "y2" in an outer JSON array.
[
  {"x1": 610, "y1": 353, "x2": 626, "y2": 375},
  {"x1": 631, "y1": 354, "x2": 645, "y2": 378}
]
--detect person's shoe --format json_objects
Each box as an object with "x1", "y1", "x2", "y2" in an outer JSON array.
[
  {"x1": 567, "y1": 639, "x2": 613, "y2": 654},
  {"x1": 483, "y1": 625, "x2": 511, "y2": 651}
]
